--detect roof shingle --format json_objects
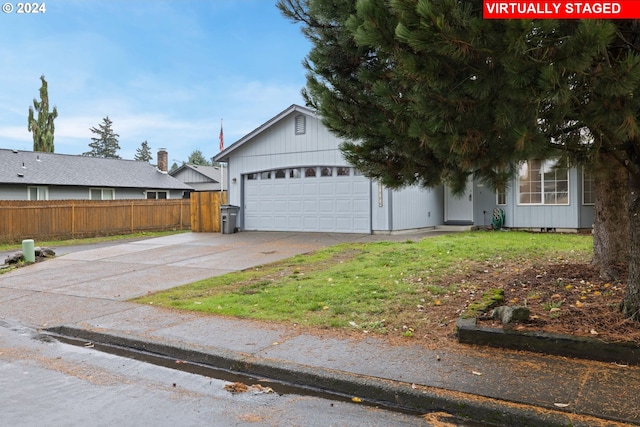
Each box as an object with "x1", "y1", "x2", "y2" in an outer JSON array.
[{"x1": 0, "y1": 149, "x2": 192, "y2": 190}]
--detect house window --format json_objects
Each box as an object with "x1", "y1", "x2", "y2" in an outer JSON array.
[
  {"x1": 337, "y1": 167, "x2": 350, "y2": 176},
  {"x1": 518, "y1": 159, "x2": 569, "y2": 205},
  {"x1": 275, "y1": 169, "x2": 286, "y2": 179},
  {"x1": 289, "y1": 168, "x2": 301, "y2": 178},
  {"x1": 305, "y1": 168, "x2": 316, "y2": 177},
  {"x1": 496, "y1": 188, "x2": 507, "y2": 206},
  {"x1": 320, "y1": 167, "x2": 333, "y2": 177},
  {"x1": 28, "y1": 186, "x2": 48, "y2": 200},
  {"x1": 583, "y1": 168, "x2": 595, "y2": 205},
  {"x1": 247, "y1": 173, "x2": 257, "y2": 180},
  {"x1": 260, "y1": 171, "x2": 272, "y2": 179},
  {"x1": 90, "y1": 188, "x2": 115, "y2": 200},
  {"x1": 146, "y1": 191, "x2": 167, "y2": 200},
  {"x1": 295, "y1": 115, "x2": 306, "y2": 135}
]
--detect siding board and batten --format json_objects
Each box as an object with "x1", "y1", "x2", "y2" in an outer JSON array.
[{"x1": 214, "y1": 104, "x2": 595, "y2": 234}]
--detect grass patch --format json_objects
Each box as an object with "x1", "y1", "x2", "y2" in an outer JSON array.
[
  {"x1": 0, "y1": 230, "x2": 186, "y2": 252},
  {"x1": 132, "y1": 231, "x2": 593, "y2": 338}
]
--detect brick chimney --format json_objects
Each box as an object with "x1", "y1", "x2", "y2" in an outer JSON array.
[{"x1": 157, "y1": 148, "x2": 168, "y2": 173}]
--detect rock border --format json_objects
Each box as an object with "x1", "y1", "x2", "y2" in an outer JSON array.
[
  {"x1": 3, "y1": 247, "x2": 55, "y2": 265},
  {"x1": 456, "y1": 317, "x2": 640, "y2": 366}
]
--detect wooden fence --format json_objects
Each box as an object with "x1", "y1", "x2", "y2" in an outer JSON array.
[
  {"x1": 190, "y1": 191, "x2": 227, "y2": 232},
  {"x1": 0, "y1": 199, "x2": 191, "y2": 244}
]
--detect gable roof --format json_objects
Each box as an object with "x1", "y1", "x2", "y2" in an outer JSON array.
[
  {"x1": 213, "y1": 104, "x2": 317, "y2": 162},
  {"x1": 170, "y1": 164, "x2": 222, "y2": 183},
  {"x1": 0, "y1": 149, "x2": 192, "y2": 190}
]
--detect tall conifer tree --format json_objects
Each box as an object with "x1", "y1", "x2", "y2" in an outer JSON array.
[
  {"x1": 135, "y1": 140, "x2": 153, "y2": 162},
  {"x1": 279, "y1": 0, "x2": 640, "y2": 319},
  {"x1": 84, "y1": 116, "x2": 121, "y2": 158},
  {"x1": 28, "y1": 75, "x2": 58, "y2": 153}
]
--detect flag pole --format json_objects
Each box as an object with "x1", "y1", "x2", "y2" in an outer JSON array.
[{"x1": 219, "y1": 118, "x2": 225, "y2": 203}]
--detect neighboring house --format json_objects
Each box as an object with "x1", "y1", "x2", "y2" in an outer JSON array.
[
  {"x1": 0, "y1": 148, "x2": 193, "y2": 200},
  {"x1": 213, "y1": 104, "x2": 594, "y2": 234},
  {"x1": 170, "y1": 164, "x2": 227, "y2": 192}
]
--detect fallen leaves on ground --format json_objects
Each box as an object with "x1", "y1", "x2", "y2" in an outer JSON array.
[
  {"x1": 224, "y1": 381, "x2": 274, "y2": 394},
  {"x1": 474, "y1": 263, "x2": 639, "y2": 345}
]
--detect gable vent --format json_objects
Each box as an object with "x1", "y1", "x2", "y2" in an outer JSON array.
[{"x1": 295, "y1": 114, "x2": 306, "y2": 135}]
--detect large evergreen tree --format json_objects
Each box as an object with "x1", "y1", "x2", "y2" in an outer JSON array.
[
  {"x1": 28, "y1": 75, "x2": 58, "y2": 153},
  {"x1": 84, "y1": 116, "x2": 121, "y2": 158},
  {"x1": 187, "y1": 149, "x2": 211, "y2": 166},
  {"x1": 134, "y1": 140, "x2": 153, "y2": 162},
  {"x1": 279, "y1": 0, "x2": 640, "y2": 319}
]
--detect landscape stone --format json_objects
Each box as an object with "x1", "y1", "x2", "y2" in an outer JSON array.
[{"x1": 492, "y1": 305, "x2": 530, "y2": 324}]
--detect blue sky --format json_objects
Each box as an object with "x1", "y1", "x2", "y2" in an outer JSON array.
[{"x1": 0, "y1": 0, "x2": 310, "y2": 165}]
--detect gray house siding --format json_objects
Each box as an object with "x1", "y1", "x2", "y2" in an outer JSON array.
[
  {"x1": 218, "y1": 105, "x2": 444, "y2": 234},
  {"x1": 217, "y1": 104, "x2": 595, "y2": 234},
  {"x1": 501, "y1": 168, "x2": 587, "y2": 230},
  {"x1": 0, "y1": 184, "x2": 184, "y2": 200},
  {"x1": 170, "y1": 165, "x2": 224, "y2": 192},
  {"x1": 224, "y1": 109, "x2": 360, "y2": 230},
  {"x1": 0, "y1": 149, "x2": 192, "y2": 201},
  {"x1": 371, "y1": 185, "x2": 443, "y2": 232}
]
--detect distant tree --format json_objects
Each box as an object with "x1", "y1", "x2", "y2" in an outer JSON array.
[
  {"x1": 28, "y1": 75, "x2": 58, "y2": 152},
  {"x1": 135, "y1": 140, "x2": 153, "y2": 162},
  {"x1": 169, "y1": 162, "x2": 179, "y2": 173},
  {"x1": 187, "y1": 149, "x2": 211, "y2": 166},
  {"x1": 84, "y1": 116, "x2": 121, "y2": 158}
]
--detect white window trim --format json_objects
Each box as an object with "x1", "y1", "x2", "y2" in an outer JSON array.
[
  {"x1": 145, "y1": 190, "x2": 169, "y2": 199},
  {"x1": 90, "y1": 188, "x2": 115, "y2": 200},
  {"x1": 517, "y1": 160, "x2": 570, "y2": 206},
  {"x1": 27, "y1": 186, "x2": 48, "y2": 200},
  {"x1": 582, "y1": 167, "x2": 595, "y2": 206}
]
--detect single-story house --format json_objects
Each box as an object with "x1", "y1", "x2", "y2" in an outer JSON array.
[
  {"x1": 213, "y1": 104, "x2": 594, "y2": 234},
  {"x1": 170, "y1": 164, "x2": 227, "y2": 192},
  {"x1": 0, "y1": 148, "x2": 192, "y2": 200}
]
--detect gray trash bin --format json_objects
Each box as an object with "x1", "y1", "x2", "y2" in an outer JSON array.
[{"x1": 220, "y1": 205, "x2": 240, "y2": 234}]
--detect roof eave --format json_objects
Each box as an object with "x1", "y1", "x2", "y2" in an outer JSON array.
[{"x1": 213, "y1": 104, "x2": 317, "y2": 162}]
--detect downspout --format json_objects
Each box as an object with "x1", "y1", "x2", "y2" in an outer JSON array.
[{"x1": 387, "y1": 188, "x2": 393, "y2": 232}]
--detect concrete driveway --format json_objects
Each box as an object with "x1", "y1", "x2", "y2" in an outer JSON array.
[{"x1": 0, "y1": 230, "x2": 448, "y2": 327}]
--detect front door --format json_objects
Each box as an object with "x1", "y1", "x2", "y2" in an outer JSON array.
[{"x1": 445, "y1": 178, "x2": 474, "y2": 224}]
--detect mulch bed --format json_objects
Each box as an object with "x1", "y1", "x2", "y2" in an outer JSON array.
[{"x1": 475, "y1": 263, "x2": 640, "y2": 345}]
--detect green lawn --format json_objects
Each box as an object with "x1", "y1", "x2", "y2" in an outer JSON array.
[
  {"x1": 0, "y1": 230, "x2": 186, "y2": 252},
  {"x1": 132, "y1": 231, "x2": 593, "y2": 338}
]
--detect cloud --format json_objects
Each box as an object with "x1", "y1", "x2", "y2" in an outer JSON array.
[{"x1": 0, "y1": 0, "x2": 311, "y2": 164}]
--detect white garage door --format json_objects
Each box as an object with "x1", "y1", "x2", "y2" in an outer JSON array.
[{"x1": 243, "y1": 166, "x2": 370, "y2": 233}]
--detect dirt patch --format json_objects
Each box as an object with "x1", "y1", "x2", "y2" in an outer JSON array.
[
  {"x1": 472, "y1": 262, "x2": 638, "y2": 345},
  {"x1": 285, "y1": 259, "x2": 639, "y2": 350}
]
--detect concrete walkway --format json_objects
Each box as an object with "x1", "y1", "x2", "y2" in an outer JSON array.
[{"x1": 1, "y1": 231, "x2": 638, "y2": 426}]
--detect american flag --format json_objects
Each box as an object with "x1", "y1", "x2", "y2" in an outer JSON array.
[{"x1": 219, "y1": 120, "x2": 224, "y2": 151}]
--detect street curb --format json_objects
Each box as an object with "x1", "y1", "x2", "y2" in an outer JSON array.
[
  {"x1": 45, "y1": 325, "x2": 622, "y2": 427},
  {"x1": 456, "y1": 318, "x2": 640, "y2": 366}
]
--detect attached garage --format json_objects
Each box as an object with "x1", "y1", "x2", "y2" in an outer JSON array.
[
  {"x1": 214, "y1": 104, "x2": 594, "y2": 233},
  {"x1": 243, "y1": 166, "x2": 370, "y2": 233},
  {"x1": 214, "y1": 104, "x2": 445, "y2": 234}
]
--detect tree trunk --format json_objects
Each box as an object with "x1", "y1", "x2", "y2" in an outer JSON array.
[
  {"x1": 621, "y1": 170, "x2": 640, "y2": 321},
  {"x1": 592, "y1": 151, "x2": 629, "y2": 280}
]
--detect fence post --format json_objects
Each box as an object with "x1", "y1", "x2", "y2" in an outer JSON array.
[{"x1": 72, "y1": 201, "x2": 75, "y2": 238}]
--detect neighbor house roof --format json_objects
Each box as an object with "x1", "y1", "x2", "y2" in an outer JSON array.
[
  {"x1": 170, "y1": 164, "x2": 226, "y2": 191},
  {"x1": 213, "y1": 104, "x2": 317, "y2": 162},
  {"x1": 0, "y1": 149, "x2": 192, "y2": 190}
]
